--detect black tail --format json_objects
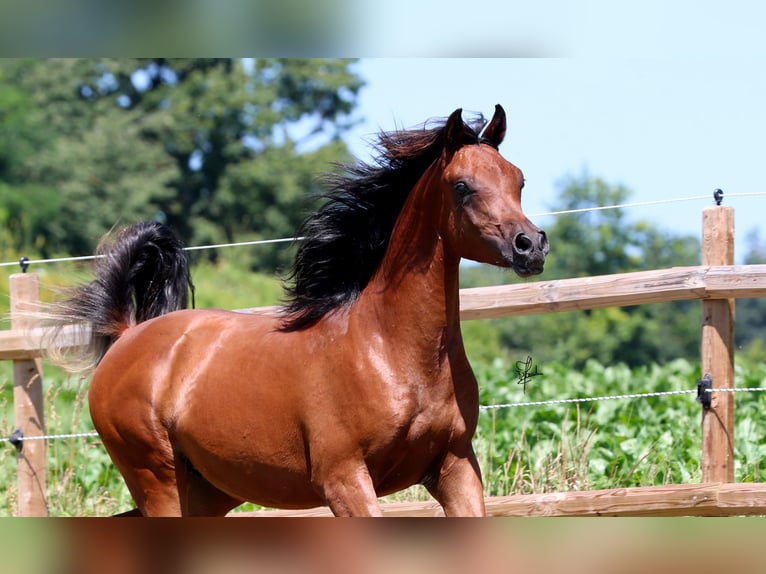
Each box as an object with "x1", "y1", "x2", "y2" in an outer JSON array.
[{"x1": 50, "y1": 221, "x2": 194, "y2": 372}]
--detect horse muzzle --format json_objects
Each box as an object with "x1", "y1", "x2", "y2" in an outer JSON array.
[{"x1": 506, "y1": 228, "x2": 549, "y2": 277}]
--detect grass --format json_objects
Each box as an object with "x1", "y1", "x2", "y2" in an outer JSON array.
[
  {"x1": 2, "y1": 356, "x2": 765, "y2": 516},
  {"x1": 0, "y1": 363, "x2": 132, "y2": 516}
]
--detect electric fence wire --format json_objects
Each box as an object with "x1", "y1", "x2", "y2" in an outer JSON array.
[
  {"x1": 478, "y1": 386, "x2": 766, "y2": 411},
  {"x1": 3, "y1": 387, "x2": 765, "y2": 444},
  {"x1": 2, "y1": 191, "x2": 765, "y2": 269}
]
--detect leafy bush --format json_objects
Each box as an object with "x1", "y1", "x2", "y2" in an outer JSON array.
[{"x1": 472, "y1": 357, "x2": 766, "y2": 496}]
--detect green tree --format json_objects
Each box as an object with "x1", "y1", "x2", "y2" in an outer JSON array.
[
  {"x1": 736, "y1": 228, "x2": 766, "y2": 362},
  {"x1": 461, "y1": 174, "x2": 702, "y2": 368},
  {"x1": 0, "y1": 58, "x2": 364, "y2": 270},
  {"x1": 546, "y1": 174, "x2": 636, "y2": 278},
  {"x1": 542, "y1": 174, "x2": 701, "y2": 279},
  {"x1": 0, "y1": 65, "x2": 58, "y2": 257}
]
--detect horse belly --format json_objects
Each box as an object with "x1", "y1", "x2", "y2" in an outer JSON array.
[
  {"x1": 180, "y1": 443, "x2": 322, "y2": 508},
  {"x1": 168, "y1": 366, "x2": 327, "y2": 508}
]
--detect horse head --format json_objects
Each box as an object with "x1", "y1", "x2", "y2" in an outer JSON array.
[{"x1": 440, "y1": 104, "x2": 549, "y2": 276}]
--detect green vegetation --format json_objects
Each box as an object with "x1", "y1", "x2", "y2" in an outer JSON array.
[
  {"x1": 0, "y1": 58, "x2": 362, "y2": 271},
  {"x1": 2, "y1": 352, "x2": 766, "y2": 515},
  {"x1": 0, "y1": 365, "x2": 132, "y2": 516},
  {"x1": 477, "y1": 356, "x2": 766, "y2": 492}
]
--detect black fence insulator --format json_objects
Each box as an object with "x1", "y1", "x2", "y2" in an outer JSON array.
[
  {"x1": 697, "y1": 374, "x2": 712, "y2": 410},
  {"x1": 9, "y1": 429, "x2": 23, "y2": 451},
  {"x1": 19, "y1": 256, "x2": 29, "y2": 273},
  {"x1": 713, "y1": 189, "x2": 724, "y2": 206}
]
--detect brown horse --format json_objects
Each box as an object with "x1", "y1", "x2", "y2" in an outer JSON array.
[{"x1": 54, "y1": 104, "x2": 548, "y2": 516}]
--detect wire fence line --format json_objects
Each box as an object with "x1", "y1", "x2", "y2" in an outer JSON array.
[
  {"x1": 2, "y1": 386, "x2": 764, "y2": 445},
  {"x1": 183, "y1": 236, "x2": 303, "y2": 252},
  {"x1": 0, "y1": 431, "x2": 99, "y2": 443},
  {"x1": 2, "y1": 191, "x2": 765, "y2": 269},
  {"x1": 529, "y1": 194, "x2": 710, "y2": 217},
  {"x1": 479, "y1": 386, "x2": 766, "y2": 410},
  {"x1": 0, "y1": 237, "x2": 304, "y2": 268}
]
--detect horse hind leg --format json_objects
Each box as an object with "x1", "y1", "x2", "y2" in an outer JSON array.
[
  {"x1": 173, "y1": 450, "x2": 243, "y2": 516},
  {"x1": 112, "y1": 465, "x2": 183, "y2": 517},
  {"x1": 113, "y1": 507, "x2": 142, "y2": 517},
  {"x1": 111, "y1": 457, "x2": 240, "y2": 517},
  {"x1": 101, "y1": 426, "x2": 241, "y2": 516},
  {"x1": 95, "y1": 424, "x2": 184, "y2": 516}
]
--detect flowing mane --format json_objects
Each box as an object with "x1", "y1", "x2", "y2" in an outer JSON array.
[{"x1": 279, "y1": 114, "x2": 489, "y2": 331}]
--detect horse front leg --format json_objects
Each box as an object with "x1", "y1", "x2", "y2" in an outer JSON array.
[
  {"x1": 313, "y1": 459, "x2": 383, "y2": 517},
  {"x1": 425, "y1": 447, "x2": 486, "y2": 517}
]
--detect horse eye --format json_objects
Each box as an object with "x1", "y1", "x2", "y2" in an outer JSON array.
[{"x1": 454, "y1": 181, "x2": 472, "y2": 200}]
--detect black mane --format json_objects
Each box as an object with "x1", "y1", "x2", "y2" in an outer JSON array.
[{"x1": 279, "y1": 114, "x2": 487, "y2": 332}]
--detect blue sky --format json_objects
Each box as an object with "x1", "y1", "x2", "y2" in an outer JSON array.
[
  {"x1": 341, "y1": 58, "x2": 765, "y2": 264},
  {"x1": 331, "y1": 0, "x2": 766, "y2": 264}
]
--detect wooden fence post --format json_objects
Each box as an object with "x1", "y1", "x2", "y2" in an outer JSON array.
[
  {"x1": 10, "y1": 272, "x2": 48, "y2": 516},
  {"x1": 700, "y1": 205, "x2": 735, "y2": 483}
]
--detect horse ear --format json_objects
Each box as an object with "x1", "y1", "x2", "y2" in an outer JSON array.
[
  {"x1": 481, "y1": 104, "x2": 506, "y2": 148},
  {"x1": 444, "y1": 108, "x2": 465, "y2": 153}
]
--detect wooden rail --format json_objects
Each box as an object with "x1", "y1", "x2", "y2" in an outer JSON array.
[
  {"x1": 237, "y1": 482, "x2": 766, "y2": 517},
  {"x1": 0, "y1": 325, "x2": 89, "y2": 361},
  {"x1": 458, "y1": 264, "x2": 766, "y2": 320},
  {"x1": 4, "y1": 265, "x2": 765, "y2": 359}
]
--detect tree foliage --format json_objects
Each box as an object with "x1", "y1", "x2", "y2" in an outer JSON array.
[
  {"x1": 461, "y1": 175, "x2": 704, "y2": 368},
  {"x1": 0, "y1": 58, "x2": 363, "y2": 271},
  {"x1": 736, "y1": 228, "x2": 766, "y2": 362}
]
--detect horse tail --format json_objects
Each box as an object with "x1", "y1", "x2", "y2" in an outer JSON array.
[{"x1": 48, "y1": 221, "x2": 194, "y2": 373}]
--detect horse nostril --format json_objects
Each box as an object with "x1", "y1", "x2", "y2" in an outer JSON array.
[
  {"x1": 539, "y1": 230, "x2": 550, "y2": 255},
  {"x1": 513, "y1": 233, "x2": 533, "y2": 254}
]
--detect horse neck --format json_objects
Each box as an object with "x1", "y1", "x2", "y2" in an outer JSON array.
[{"x1": 358, "y1": 162, "x2": 463, "y2": 353}]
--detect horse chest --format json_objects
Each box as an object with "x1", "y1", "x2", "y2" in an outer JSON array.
[
  {"x1": 360, "y1": 396, "x2": 465, "y2": 495},
  {"x1": 359, "y1": 368, "x2": 469, "y2": 469}
]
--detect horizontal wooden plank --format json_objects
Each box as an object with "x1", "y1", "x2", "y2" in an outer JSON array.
[
  {"x1": 2, "y1": 265, "x2": 766, "y2": 359},
  {"x1": 234, "y1": 482, "x2": 766, "y2": 517},
  {"x1": 716, "y1": 481, "x2": 766, "y2": 511},
  {"x1": 704, "y1": 265, "x2": 766, "y2": 298},
  {"x1": 0, "y1": 324, "x2": 90, "y2": 360},
  {"x1": 485, "y1": 482, "x2": 766, "y2": 517},
  {"x1": 459, "y1": 264, "x2": 766, "y2": 320},
  {"x1": 486, "y1": 483, "x2": 719, "y2": 517}
]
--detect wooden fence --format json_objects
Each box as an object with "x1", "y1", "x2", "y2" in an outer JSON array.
[{"x1": 3, "y1": 204, "x2": 766, "y2": 516}]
